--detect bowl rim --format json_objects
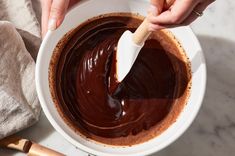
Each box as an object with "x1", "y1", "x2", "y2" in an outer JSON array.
[{"x1": 35, "y1": 1, "x2": 207, "y2": 156}]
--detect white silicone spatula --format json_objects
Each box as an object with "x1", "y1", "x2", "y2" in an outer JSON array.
[
  {"x1": 116, "y1": 0, "x2": 176, "y2": 82},
  {"x1": 116, "y1": 18, "x2": 151, "y2": 82}
]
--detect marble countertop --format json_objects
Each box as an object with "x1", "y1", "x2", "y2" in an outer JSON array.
[{"x1": 1, "y1": 0, "x2": 235, "y2": 155}]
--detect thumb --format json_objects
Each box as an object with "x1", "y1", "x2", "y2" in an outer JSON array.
[
  {"x1": 164, "y1": 0, "x2": 175, "y2": 9},
  {"x1": 48, "y1": 0, "x2": 69, "y2": 31},
  {"x1": 150, "y1": 0, "x2": 164, "y2": 15}
]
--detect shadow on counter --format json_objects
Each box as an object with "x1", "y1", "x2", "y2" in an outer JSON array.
[{"x1": 153, "y1": 35, "x2": 235, "y2": 156}]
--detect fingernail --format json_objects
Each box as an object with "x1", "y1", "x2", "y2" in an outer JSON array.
[
  {"x1": 48, "y1": 18, "x2": 57, "y2": 31},
  {"x1": 149, "y1": 4, "x2": 159, "y2": 16}
]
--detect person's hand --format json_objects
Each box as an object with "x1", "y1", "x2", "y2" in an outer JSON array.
[
  {"x1": 41, "y1": 0, "x2": 79, "y2": 38},
  {"x1": 148, "y1": 0, "x2": 215, "y2": 31}
]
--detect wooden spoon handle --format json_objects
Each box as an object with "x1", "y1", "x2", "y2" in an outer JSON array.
[
  {"x1": 0, "y1": 135, "x2": 64, "y2": 156},
  {"x1": 28, "y1": 143, "x2": 65, "y2": 156},
  {"x1": 132, "y1": 18, "x2": 151, "y2": 45},
  {"x1": 0, "y1": 136, "x2": 31, "y2": 152}
]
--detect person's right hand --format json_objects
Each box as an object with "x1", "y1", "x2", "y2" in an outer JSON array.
[{"x1": 148, "y1": 0, "x2": 215, "y2": 31}]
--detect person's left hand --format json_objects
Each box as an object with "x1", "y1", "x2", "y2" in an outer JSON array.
[{"x1": 40, "y1": 0, "x2": 79, "y2": 38}]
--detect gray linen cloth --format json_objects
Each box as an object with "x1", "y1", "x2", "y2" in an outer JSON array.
[{"x1": 0, "y1": 0, "x2": 41, "y2": 139}]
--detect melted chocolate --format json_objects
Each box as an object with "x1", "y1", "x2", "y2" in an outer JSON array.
[{"x1": 53, "y1": 15, "x2": 190, "y2": 139}]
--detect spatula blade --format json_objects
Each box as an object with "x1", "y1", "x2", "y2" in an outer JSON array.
[{"x1": 116, "y1": 30, "x2": 144, "y2": 82}]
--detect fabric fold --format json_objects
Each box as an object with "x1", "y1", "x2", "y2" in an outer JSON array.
[{"x1": 0, "y1": 0, "x2": 41, "y2": 139}]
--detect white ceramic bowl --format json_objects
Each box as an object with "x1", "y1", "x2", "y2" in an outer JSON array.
[{"x1": 36, "y1": 0, "x2": 206, "y2": 155}]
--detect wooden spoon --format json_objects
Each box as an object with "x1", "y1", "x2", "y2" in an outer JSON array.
[{"x1": 0, "y1": 135, "x2": 65, "y2": 156}]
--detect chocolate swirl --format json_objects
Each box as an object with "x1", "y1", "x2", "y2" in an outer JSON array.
[{"x1": 51, "y1": 14, "x2": 190, "y2": 142}]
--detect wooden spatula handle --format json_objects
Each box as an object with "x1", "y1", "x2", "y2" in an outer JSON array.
[
  {"x1": 28, "y1": 143, "x2": 65, "y2": 156},
  {"x1": 0, "y1": 135, "x2": 64, "y2": 156},
  {"x1": 0, "y1": 136, "x2": 31, "y2": 152},
  {"x1": 132, "y1": 18, "x2": 151, "y2": 45}
]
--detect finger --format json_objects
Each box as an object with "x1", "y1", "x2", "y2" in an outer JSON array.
[
  {"x1": 149, "y1": 0, "x2": 200, "y2": 25},
  {"x1": 164, "y1": 0, "x2": 175, "y2": 9},
  {"x1": 150, "y1": 0, "x2": 165, "y2": 14},
  {"x1": 68, "y1": 0, "x2": 79, "y2": 8},
  {"x1": 147, "y1": 0, "x2": 166, "y2": 32},
  {"x1": 149, "y1": 22, "x2": 180, "y2": 31},
  {"x1": 41, "y1": 0, "x2": 52, "y2": 38},
  {"x1": 148, "y1": 23, "x2": 166, "y2": 31},
  {"x1": 48, "y1": 0, "x2": 70, "y2": 31},
  {"x1": 182, "y1": 0, "x2": 215, "y2": 25}
]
